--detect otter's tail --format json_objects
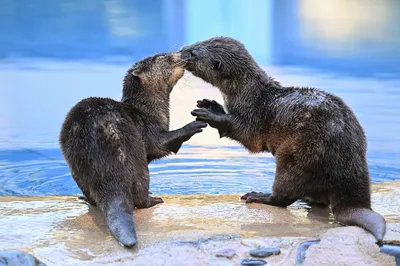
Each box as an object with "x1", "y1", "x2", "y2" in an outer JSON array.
[
  {"x1": 335, "y1": 207, "x2": 386, "y2": 245},
  {"x1": 103, "y1": 198, "x2": 137, "y2": 248}
]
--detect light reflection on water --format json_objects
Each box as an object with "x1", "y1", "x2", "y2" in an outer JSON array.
[
  {"x1": 0, "y1": 145, "x2": 277, "y2": 196},
  {"x1": 0, "y1": 0, "x2": 399, "y2": 196},
  {"x1": 1, "y1": 63, "x2": 399, "y2": 196}
]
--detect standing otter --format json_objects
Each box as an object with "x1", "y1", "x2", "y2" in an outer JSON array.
[
  {"x1": 59, "y1": 52, "x2": 207, "y2": 248},
  {"x1": 180, "y1": 36, "x2": 386, "y2": 244}
]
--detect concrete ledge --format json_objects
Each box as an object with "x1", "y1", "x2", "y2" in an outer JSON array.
[{"x1": 0, "y1": 181, "x2": 399, "y2": 265}]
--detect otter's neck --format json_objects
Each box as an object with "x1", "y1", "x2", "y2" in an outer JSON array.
[
  {"x1": 218, "y1": 66, "x2": 280, "y2": 103},
  {"x1": 122, "y1": 75, "x2": 171, "y2": 130}
]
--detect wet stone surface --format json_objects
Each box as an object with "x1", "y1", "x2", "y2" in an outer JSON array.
[
  {"x1": 216, "y1": 249, "x2": 236, "y2": 259},
  {"x1": 241, "y1": 258, "x2": 267, "y2": 265},
  {"x1": 0, "y1": 183, "x2": 399, "y2": 265},
  {"x1": 249, "y1": 247, "x2": 281, "y2": 258},
  {"x1": 0, "y1": 250, "x2": 46, "y2": 266}
]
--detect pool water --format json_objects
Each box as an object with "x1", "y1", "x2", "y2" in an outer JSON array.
[{"x1": 1, "y1": 0, "x2": 399, "y2": 196}]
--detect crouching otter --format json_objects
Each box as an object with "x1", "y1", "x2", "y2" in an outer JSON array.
[
  {"x1": 180, "y1": 36, "x2": 386, "y2": 244},
  {"x1": 59, "y1": 53, "x2": 207, "y2": 248}
]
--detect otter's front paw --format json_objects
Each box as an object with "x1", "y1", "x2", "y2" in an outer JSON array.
[
  {"x1": 183, "y1": 120, "x2": 208, "y2": 137},
  {"x1": 191, "y1": 108, "x2": 218, "y2": 124},
  {"x1": 167, "y1": 121, "x2": 207, "y2": 154},
  {"x1": 197, "y1": 99, "x2": 225, "y2": 114},
  {"x1": 191, "y1": 108, "x2": 230, "y2": 138}
]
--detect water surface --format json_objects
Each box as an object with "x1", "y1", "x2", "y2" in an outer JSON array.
[{"x1": 0, "y1": 0, "x2": 399, "y2": 196}]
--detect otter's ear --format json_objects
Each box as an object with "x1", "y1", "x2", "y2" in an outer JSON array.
[
  {"x1": 131, "y1": 69, "x2": 141, "y2": 77},
  {"x1": 213, "y1": 60, "x2": 222, "y2": 70}
]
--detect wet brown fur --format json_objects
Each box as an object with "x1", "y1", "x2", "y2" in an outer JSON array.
[
  {"x1": 182, "y1": 36, "x2": 386, "y2": 244},
  {"x1": 59, "y1": 53, "x2": 207, "y2": 247}
]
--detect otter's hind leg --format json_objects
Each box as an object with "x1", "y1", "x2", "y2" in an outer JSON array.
[
  {"x1": 243, "y1": 155, "x2": 303, "y2": 207},
  {"x1": 132, "y1": 166, "x2": 164, "y2": 209},
  {"x1": 244, "y1": 192, "x2": 298, "y2": 207},
  {"x1": 241, "y1": 192, "x2": 270, "y2": 200},
  {"x1": 73, "y1": 175, "x2": 97, "y2": 206},
  {"x1": 303, "y1": 194, "x2": 330, "y2": 207},
  {"x1": 78, "y1": 195, "x2": 96, "y2": 206},
  {"x1": 241, "y1": 191, "x2": 299, "y2": 207}
]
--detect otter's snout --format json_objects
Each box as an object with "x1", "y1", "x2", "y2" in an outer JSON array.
[
  {"x1": 180, "y1": 48, "x2": 198, "y2": 61},
  {"x1": 169, "y1": 52, "x2": 182, "y2": 63}
]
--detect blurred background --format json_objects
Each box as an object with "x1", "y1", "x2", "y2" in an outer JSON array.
[{"x1": 1, "y1": 0, "x2": 399, "y2": 196}]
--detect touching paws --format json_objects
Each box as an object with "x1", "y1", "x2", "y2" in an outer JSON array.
[
  {"x1": 196, "y1": 99, "x2": 225, "y2": 114},
  {"x1": 191, "y1": 106, "x2": 229, "y2": 137},
  {"x1": 191, "y1": 108, "x2": 216, "y2": 123},
  {"x1": 167, "y1": 121, "x2": 207, "y2": 154},
  {"x1": 183, "y1": 120, "x2": 208, "y2": 136}
]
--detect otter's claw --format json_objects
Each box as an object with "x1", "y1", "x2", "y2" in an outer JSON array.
[
  {"x1": 241, "y1": 191, "x2": 266, "y2": 200},
  {"x1": 246, "y1": 195, "x2": 272, "y2": 204},
  {"x1": 184, "y1": 120, "x2": 208, "y2": 135},
  {"x1": 196, "y1": 99, "x2": 225, "y2": 114},
  {"x1": 191, "y1": 108, "x2": 230, "y2": 138},
  {"x1": 149, "y1": 196, "x2": 164, "y2": 207},
  {"x1": 78, "y1": 195, "x2": 96, "y2": 206},
  {"x1": 166, "y1": 121, "x2": 207, "y2": 154},
  {"x1": 191, "y1": 108, "x2": 216, "y2": 123},
  {"x1": 241, "y1": 192, "x2": 272, "y2": 204}
]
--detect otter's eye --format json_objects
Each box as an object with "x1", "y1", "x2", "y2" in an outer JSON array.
[
  {"x1": 190, "y1": 50, "x2": 198, "y2": 57},
  {"x1": 213, "y1": 60, "x2": 221, "y2": 70}
]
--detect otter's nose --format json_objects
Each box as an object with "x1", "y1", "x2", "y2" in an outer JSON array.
[
  {"x1": 169, "y1": 52, "x2": 182, "y2": 63},
  {"x1": 181, "y1": 49, "x2": 198, "y2": 60}
]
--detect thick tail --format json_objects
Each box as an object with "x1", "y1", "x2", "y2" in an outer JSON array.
[
  {"x1": 335, "y1": 207, "x2": 386, "y2": 245},
  {"x1": 102, "y1": 198, "x2": 137, "y2": 248}
]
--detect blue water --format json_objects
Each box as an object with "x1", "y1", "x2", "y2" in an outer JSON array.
[{"x1": 1, "y1": 0, "x2": 399, "y2": 196}]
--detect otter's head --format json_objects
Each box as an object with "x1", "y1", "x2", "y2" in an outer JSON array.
[
  {"x1": 122, "y1": 53, "x2": 184, "y2": 101},
  {"x1": 179, "y1": 37, "x2": 257, "y2": 87}
]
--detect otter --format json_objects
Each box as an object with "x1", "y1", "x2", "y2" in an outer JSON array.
[
  {"x1": 180, "y1": 36, "x2": 386, "y2": 244},
  {"x1": 59, "y1": 52, "x2": 207, "y2": 248}
]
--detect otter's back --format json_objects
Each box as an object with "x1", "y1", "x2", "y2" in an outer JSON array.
[
  {"x1": 270, "y1": 87, "x2": 364, "y2": 140},
  {"x1": 59, "y1": 97, "x2": 145, "y2": 182}
]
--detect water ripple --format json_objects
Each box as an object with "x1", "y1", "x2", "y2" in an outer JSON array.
[{"x1": 0, "y1": 144, "x2": 398, "y2": 196}]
